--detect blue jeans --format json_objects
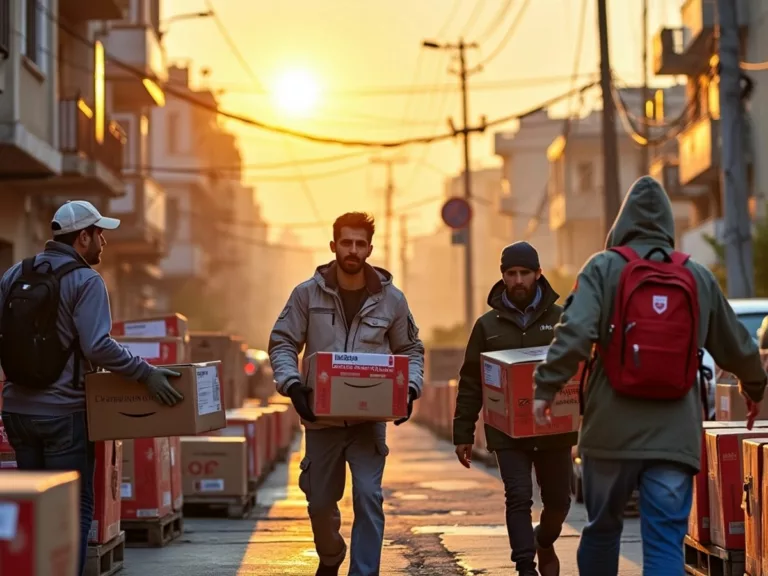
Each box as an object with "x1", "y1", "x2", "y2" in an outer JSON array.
[
  {"x1": 2, "y1": 411, "x2": 96, "y2": 576},
  {"x1": 577, "y1": 457, "x2": 693, "y2": 576},
  {"x1": 300, "y1": 423, "x2": 388, "y2": 576}
]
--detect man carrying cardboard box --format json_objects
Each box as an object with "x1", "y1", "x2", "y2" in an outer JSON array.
[
  {"x1": 0, "y1": 200, "x2": 182, "y2": 576},
  {"x1": 453, "y1": 242, "x2": 574, "y2": 576},
  {"x1": 531, "y1": 177, "x2": 767, "y2": 576},
  {"x1": 269, "y1": 212, "x2": 425, "y2": 576}
]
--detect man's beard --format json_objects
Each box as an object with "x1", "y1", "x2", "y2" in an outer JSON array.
[
  {"x1": 85, "y1": 247, "x2": 102, "y2": 266},
  {"x1": 337, "y1": 253, "x2": 364, "y2": 275},
  {"x1": 508, "y1": 284, "x2": 534, "y2": 307}
]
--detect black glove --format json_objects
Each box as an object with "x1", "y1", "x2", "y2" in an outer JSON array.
[
  {"x1": 394, "y1": 388, "x2": 418, "y2": 426},
  {"x1": 144, "y1": 368, "x2": 183, "y2": 406},
  {"x1": 287, "y1": 381, "x2": 317, "y2": 423}
]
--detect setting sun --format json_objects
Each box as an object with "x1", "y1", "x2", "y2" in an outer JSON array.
[{"x1": 272, "y1": 69, "x2": 320, "y2": 117}]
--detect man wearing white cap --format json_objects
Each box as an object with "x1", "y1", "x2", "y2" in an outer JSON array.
[{"x1": 0, "y1": 200, "x2": 183, "y2": 576}]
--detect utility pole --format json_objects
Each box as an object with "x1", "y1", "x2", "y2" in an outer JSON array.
[
  {"x1": 370, "y1": 155, "x2": 408, "y2": 270},
  {"x1": 423, "y1": 38, "x2": 485, "y2": 334},
  {"x1": 597, "y1": 0, "x2": 622, "y2": 237},
  {"x1": 640, "y1": 0, "x2": 650, "y2": 172},
  {"x1": 717, "y1": 0, "x2": 754, "y2": 297},
  {"x1": 400, "y1": 214, "x2": 408, "y2": 294}
]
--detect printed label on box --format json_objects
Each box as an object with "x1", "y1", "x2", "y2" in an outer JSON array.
[
  {"x1": 0, "y1": 502, "x2": 19, "y2": 540},
  {"x1": 331, "y1": 352, "x2": 393, "y2": 368},
  {"x1": 137, "y1": 509, "x2": 159, "y2": 518},
  {"x1": 483, "y1": 361, "x2": 502, "y2": 388},
  {"x1": 124, "y1": 320, "x2": 166, "y2": 338},
  {"x1": 163, "y1": 491, "x2": 172, "y2": 507},
  {"x1": 121, "y1": 482, "x2": 133, "y2": 499},
  {"x1": 720, "y1": 395, "x2": 730, "y2": 412},
  {"x1": 197, "y1": 366, "x2": 222, "y2": 416},
  {"x1": 122, "y1": 341, "x2": 162, "y2": 359},
  {"x1": 199, "y1": 479, "x2": 225, "y2": 492}
]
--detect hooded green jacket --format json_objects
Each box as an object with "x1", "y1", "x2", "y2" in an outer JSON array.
[
  {"x1": 533, "y1": 176, "x2": 767, "y2": 472},
  {"x1": 453, "y1": 275, "x2": 578, "y2": 452}
]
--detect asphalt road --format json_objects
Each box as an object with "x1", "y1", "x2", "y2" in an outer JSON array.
[{"x1": 122, "y1": 423, "x2": 644, "y2": 575}]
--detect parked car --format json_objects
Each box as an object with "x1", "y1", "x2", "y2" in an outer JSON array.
[{"x1": 571, "y1": 298, "x2": 768, "y2": 504}]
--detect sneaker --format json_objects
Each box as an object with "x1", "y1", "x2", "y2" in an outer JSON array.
[
  {"x1": 315, "y1": 560, "x2": 343, "y2": 576},
  {"x1": 534, "y1": 526, "x2": 560, "y2": 576}
]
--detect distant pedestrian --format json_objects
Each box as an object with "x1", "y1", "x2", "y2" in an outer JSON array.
[
  {"x1": 0, "y1": 200, "x2": 182, "y2": 576},
  {"x1": 532, "y1": 177, "x2": 767, "y2": 576},
  {"x1": 453, "y1": 241, "x2": 573, "y2": 576},
  {"x1": 269, "y1": 211, "x2": 425, "y2": 576}
]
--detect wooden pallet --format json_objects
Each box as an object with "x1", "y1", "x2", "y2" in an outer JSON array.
[
  {"x1": 122, "y1": 510, "x2": 183, "y2": 548},
  {"x1": 684, "y1": 535, "x2": 745, "y2": 576},
  {"x1": 183, "y1": 491, "x2": 256, "y2": 519},
  {"x1": 85, "y1": 531, "x2": 125, "y2": 576}
]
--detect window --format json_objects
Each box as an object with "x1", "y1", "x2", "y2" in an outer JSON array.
[
  {"x1": 167, "y1": 111, "x2": 179, "y2": 154},
  {"x1": 576, "y1": 161, "x2": 593, "y2": 194},
  {"x1": 23, "y1": 0, "x2": 47, "y2": 73}
]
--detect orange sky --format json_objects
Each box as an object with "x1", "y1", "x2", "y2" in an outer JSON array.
[{"x1": 161, "y1": 0, "x2": 682, "y2": 264}]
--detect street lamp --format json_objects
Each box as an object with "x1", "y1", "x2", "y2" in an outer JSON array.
[{"x1": 422, "y1": 40, "x2": 441, "y2": 49}]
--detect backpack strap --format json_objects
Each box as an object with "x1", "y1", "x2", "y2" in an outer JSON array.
[
  {"x1": 578, "y1": 345, "x2": 597, "y2": 416},
  {"x1": 20, "y1": 257, "x2": 36, "y2": 276},
  {"x1": 53, "y1": 261, "x2": 88, "y2": 281},
  {"x1": 608, "y1": 246, "x2": 639, "y2": 262},
  {"x1": 669, "y1": 251, "x2": 691, "y2": 266},
  {"x1": 53, "y1": 261, "x2": 88, "y2": 389}
]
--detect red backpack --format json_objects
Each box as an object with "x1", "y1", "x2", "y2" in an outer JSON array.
[{"x1": 582, "y1": 246, "x2": 707, "y2": 407}]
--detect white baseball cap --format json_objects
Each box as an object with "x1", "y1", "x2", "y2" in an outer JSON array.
[{"x1": 51, "y1": 200, "x2": 121, "y2": 236}]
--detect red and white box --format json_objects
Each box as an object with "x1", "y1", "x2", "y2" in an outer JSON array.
[
  {"x1": 705, "y1": 428, "x2": 768, "y2": 549},
  {"x1": 112, "y1": 314, "x2": 189, "y2": 341},
  {"x1": 481, "y1": 346, "x2": 583, "y2": 439},
  {"x1": 0, "y1": 471, "x2": 79, "y2": 575},
  {"x1": 0, "y1": 417, "x2": 17, "y2": 470},
  {"x1": 89, "y1": 440, "x2": 122, "y2": 544},
  {"x1": 302, "y1": 352, "x2": 409, "y2": 421},
  {"x1": 120, "y1": 438, "x2": 172, "y2": 520},
  {"x1": 169, "y1": 437, "x2": 183, "y2": 511},
  {"x1": 115, "y1": 337, "x2": 188, "y2": 365},
  {"x1": 213, "y1": 411, "x2": 261, "y2": 482}
]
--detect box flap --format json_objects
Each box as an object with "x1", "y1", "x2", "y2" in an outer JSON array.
[{"x1": 482, "y1": 346, "x2": 550, "y2": 365}]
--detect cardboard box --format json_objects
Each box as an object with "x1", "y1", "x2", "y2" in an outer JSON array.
[
  {"x1": 86, "y1": 362, "x2": 226, "y2": 441},
  {"x1": 115, "y1": 337, "x2": 189, "y2": 365},
  {"x1": 302, "y1": 352, "x2": 409, "y2": 421},
  {"x1": 190, "y1": 333, "x2": 242, "y2": 410},
  {"x1": 706, "y1": 428, "x2": 768, "y2": 549},
  {"x1": 0, "y1": 471, "x2": 79, "y2": 575},
  {"x1": 689, "y1": 421, "x2": 768, "y2": 544},
  {"x1": 480, "y1": 347, "x2": 582, "y2": 439},
  {"x1": 169, "y1": 437, "x2": 183, "y2": 511},
  {"x1": 716, "y1": 383, "x2": 768, "y2": 421},
  {"x1": 743, "y1": 437, "x2": 768, "y2": 576},
  {"x1": 112, "y1": 313, "x2": 189, "y2": 341},
  {"x1": 0, "y1": 417, "x2": 17, "y2": 470},
  {"x1": 180, "y1": 437, "x2": 248, "y2": 497},
  {"x1": 89, "y1": 440, "x2": 122, "y2": 544},
  {"x1": 212, "y1": 411, "x2": 261, "y2": 481},
  {"x1": 120, "y1": 438, "x2": 172, "y2": 520}
]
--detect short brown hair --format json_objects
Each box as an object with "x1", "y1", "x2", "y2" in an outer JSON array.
[{"x1": 333, "y1": 212, "x2": 375, "y2": 242}]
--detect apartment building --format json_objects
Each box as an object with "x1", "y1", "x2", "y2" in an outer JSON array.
[
  {"x1": 0, "y1": 0, "x2": 126, "y2": 275},
  {"x1": 405, "y1": 167, "x2": 509, "y2": 340},
  {"x1": 653, "y1": 0, "x2": 766, "y2": 266}
]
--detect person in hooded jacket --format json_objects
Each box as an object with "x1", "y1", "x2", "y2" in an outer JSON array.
[
  {"x1": 532, "y1": 176, "x2": 767, "y2": 576},
  {"x1": 453, "y1": 241, "x2": 574, "y2": 576}
]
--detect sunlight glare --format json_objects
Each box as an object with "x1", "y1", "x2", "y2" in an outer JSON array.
[{"x1": 273, "y1": 69, "x2": 320, "y2": 117}]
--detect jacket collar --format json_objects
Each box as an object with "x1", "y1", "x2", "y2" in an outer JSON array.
[
  {"x1": 322, "y1": 261, "x2": 383, "y2": 294},
  {"x1": 43, "y1": 241, "x2": 92, "y2": 267}
]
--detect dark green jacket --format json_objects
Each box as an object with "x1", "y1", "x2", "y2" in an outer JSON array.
[
  {"x1": 534, "y1": 176, "x2": 767, "y2": 472},
  {"x1": 453, "y1": 275, "x2": 578, "y2": 452}
]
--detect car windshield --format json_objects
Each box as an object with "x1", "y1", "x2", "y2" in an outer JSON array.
[{"x1": 737, "y1": 313, "x2": 768, "y2": 342}]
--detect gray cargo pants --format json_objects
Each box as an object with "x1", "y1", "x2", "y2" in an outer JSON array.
[{"x1": 299, "y1": 422, "x2": 388, "y2": 576}]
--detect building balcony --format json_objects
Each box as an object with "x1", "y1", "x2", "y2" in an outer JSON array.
[
  {"x1": 649, "y1": 154, "x2": 709, "y2": 199},
  {"x1": 681, "y1": 0, "x2": 747, "y2": 59},
  {"x1": 57, "y1": 98, "x2": 125, "y2": 197},
  {"x1": 59, "y1": 0, "x2": 123, "y2": 22},
  {"x1": 160, "y1": 242, "x2": 208, "y2": 279},
  {"x1": 104, "y1": 25, "x2": 166, "y2": 109},
  {"x1": 653, "y1": 28, "x2": 699, "y2": 76},
  {"x1": 108, "y1": 174, "x2": 166, "y2": 259},
  {"x1": 548, "y1": 187, "x2": 603, "y2": 231},
  {"x1": 677, "y1": 115, "x2": 720, "y2": 187}
]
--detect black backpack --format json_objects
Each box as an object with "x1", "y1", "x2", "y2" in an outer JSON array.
[{"x1": 0, "y1": 257, "x2": 87, "y2": 389}]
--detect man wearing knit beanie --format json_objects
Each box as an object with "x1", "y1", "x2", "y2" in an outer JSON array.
[{"x1": 453, "y1": 241, "x2": 575, "y2": 576}]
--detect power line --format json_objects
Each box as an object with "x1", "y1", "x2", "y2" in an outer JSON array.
[
  {"x1": 472, "y1": 0, "x2": 532, "y2": 72},
  {"x1": 476, "y1": 0, "x2": 516, "y2": 40}
]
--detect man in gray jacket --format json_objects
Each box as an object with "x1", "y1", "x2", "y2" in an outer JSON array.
[
  {"x1": 269, "y1": 211, "x2": 425, "y2": 576},
  {"x1": 0, "y1": 200, "x2": 182, "y2": 576}
]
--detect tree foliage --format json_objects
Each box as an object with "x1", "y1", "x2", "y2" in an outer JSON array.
[{"x1": 703, "y1": 215, "x2": 768, "y2": 297}]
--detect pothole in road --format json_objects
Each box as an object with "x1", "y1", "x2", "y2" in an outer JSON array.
[
  {"x1": 411, "y1": 525, "x2": 507, "y2": 536},
  {"x1": 417, "y1": 480, "x2": 480, "y2": 491}
]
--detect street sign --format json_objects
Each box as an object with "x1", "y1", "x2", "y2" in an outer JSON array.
[{"x1": 441, "y1": 197, "x2": 472, "y2": 230}]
